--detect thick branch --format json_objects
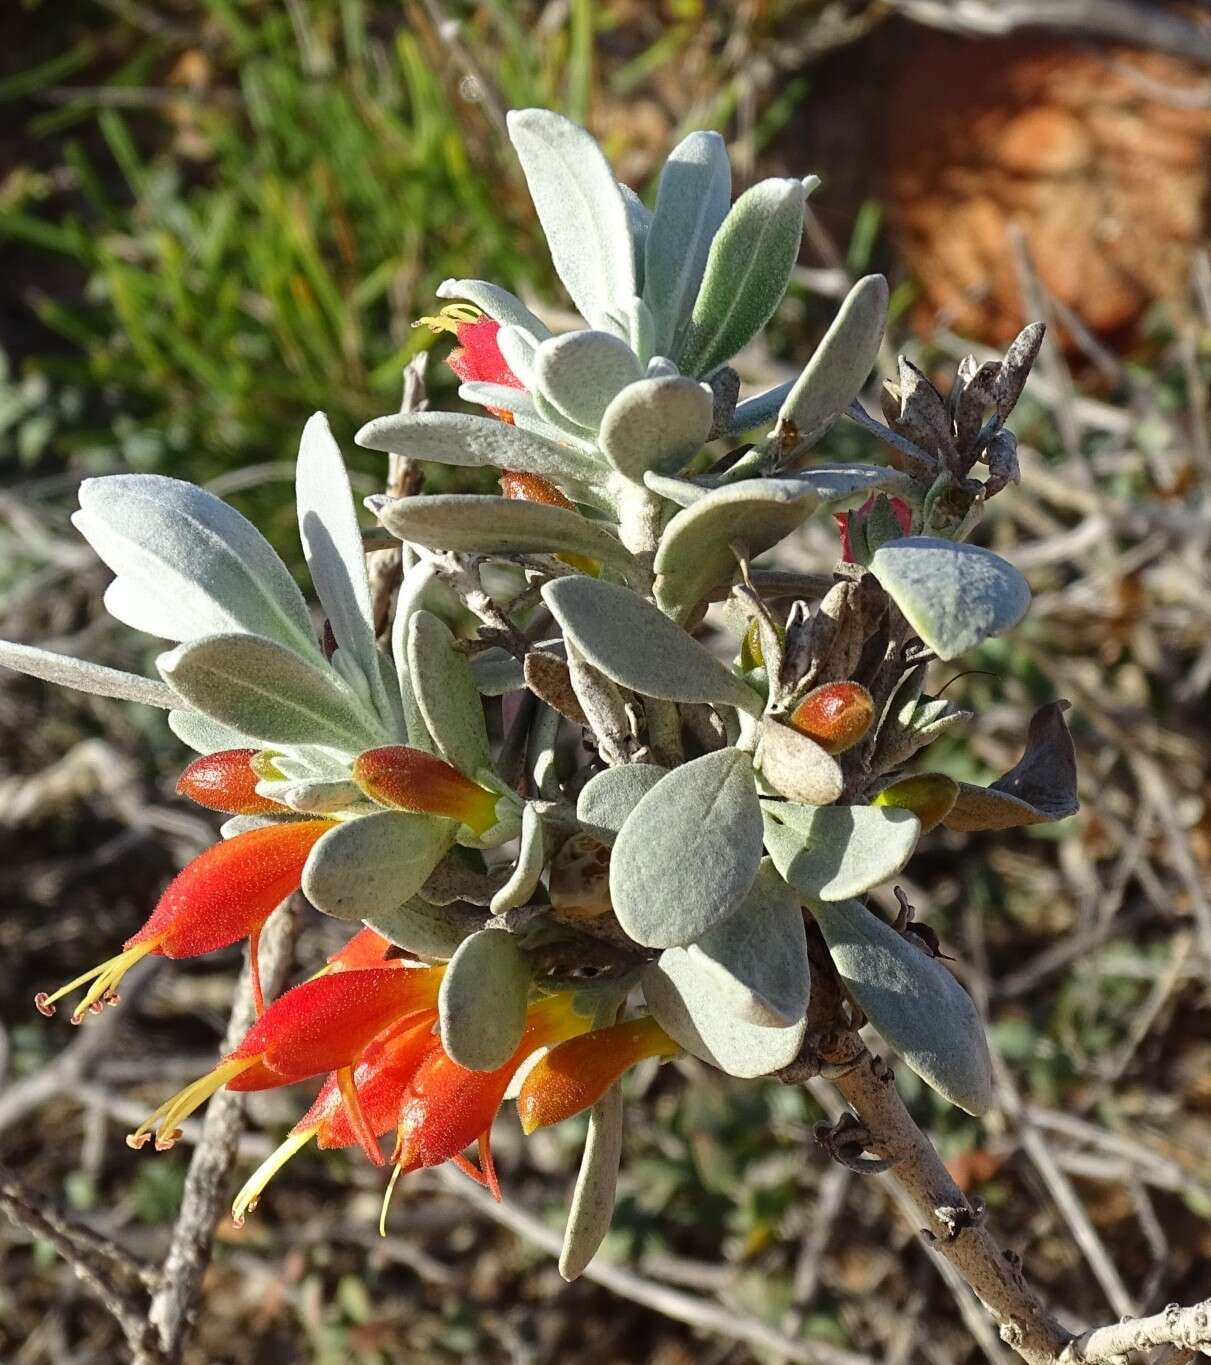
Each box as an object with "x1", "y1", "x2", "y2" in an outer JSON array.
[{"x1": 1062, "y1": 1302, "x2": 1211, "y2": 1363}]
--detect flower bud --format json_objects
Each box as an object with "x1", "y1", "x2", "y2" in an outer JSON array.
[
  {"x1": 739, "y1": 618, "x2": 785, "y2": 673},
  {"x1": 352, "y1": 746, "x2": 500, "y2": 835},
  {"x1": 872, "y1": 772, "x2": 959, "y2": 833},
  {"x1": 787, "y1": 682, "x2": 875, "y2": 755},
  {"x1": 176, "y1": 748, "x2": 284, "y2": 815}
]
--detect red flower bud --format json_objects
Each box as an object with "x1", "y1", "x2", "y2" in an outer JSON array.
[
  {"x1": 353, "y1": 746, "x2": 500, "y2": 835},
  {"x1": 872, "y1": 772, "x2": 959, "y2": 834},
  {"x1": 177, "y1": 749, "x2": 284, "y2": 815},
  {"x1": 836, "y1": 494, "x2": 912, "y2": 563},
  {"x1": 517, "y1": 1014, "x2": 679, "y2": 1134},
  {"x1": 787, "y1": 682, "x2": 875, "y2": 755},
  {"x1": 34, "y1": 820, "x2": 335, "y2": 1025}
]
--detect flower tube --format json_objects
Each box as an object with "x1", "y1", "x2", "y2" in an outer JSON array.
[{"x1": 352, "y1": 746, "x2": 501, "y2": 835}]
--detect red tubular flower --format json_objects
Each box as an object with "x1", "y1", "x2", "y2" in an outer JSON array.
[
  {"x1": 230, "y1": 1016, "x2": 439, "y2": 1225},
  {"x1": 517, "y1": 1014, "x2": 680, "y2": 1135},
  {"x1": 415, "y1": 304, "x2": 524, "y2": 420},
  {"x1": 352, "y1": 745, "x2": 500, "y2": 835},
  {"x1": 129, "y1": 965, "x2": 445, "y2": 1152},
  {"x1": 176, "y1": 748, "x2": 284, "y2": 815},
  {"x1": 787, "y1": 681, "x2": 876, "y2": 755},
  {"x1": 382, "y1": 994, "x2": 589, "y2": 1223},
  {"x1": 325, "y1": 926, "x2": 408, "y2": 973},
  {"x1": 34, "y1": 820, "x2": 335, "y2": 1025},
  {"x1": 836, "y1": 494, "x2": 912, "y2": 563}
]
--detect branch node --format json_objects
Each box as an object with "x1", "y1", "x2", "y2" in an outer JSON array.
[{"x1": 813, "y1": 1113, "x2": 897, "y2": 1174}]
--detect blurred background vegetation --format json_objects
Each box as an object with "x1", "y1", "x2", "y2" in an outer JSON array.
[{"x1": 2, "y1": 2, "x2": 1210, "y2": 1362}]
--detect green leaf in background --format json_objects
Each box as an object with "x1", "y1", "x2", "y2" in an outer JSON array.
[
  {"x1": 678, "y1": 177, "x2": 808, "y2": 378},
  {"x1": 576, "y1": 763, "x2": 668, "y2": 844},
  {"x1": 656, "y1": 860, "x2": 810, "y2": 1027},
  {"x1": 610, "y1": 748, "x2": 764, "y2": 948},
  {"x1": 438, "y1": 928, "x2": 531, "y2": 1070},
  {"x1": 406, "y1": 610, "x2": 492, "y2": 776},
  {"x1": 158, "y1": 633, "x2": 380, "y2": 750},
  {"x1": 597, "y1": 376, "x2": 713, "y2": 483},
  {"x1": 301, "y1": 810, "x2": 455, "y2": 921},
  {"x1": 761, "y1": 801, "x2": 920, "y2": 901},
  {"x1": 811, "y1": 898, "x2": 994, "y2": 1115},
  {"x1": 542, "y1": 576, "x2": 763, "y2": 715},
  {"x1": 767, "y1": 274, "x2": 888, "y2": 462},
  {"x1": 507, "y1": 108, "x2": 635, "y2": 322},
  {"x1": 869, "y1": 537, "x2": 1031, "y2": 661},
  {"x1": 533, "y1": 330, "x2": 643, "y2": 430},
  {"x1": 643, "y1": 130, "x2": 732, "y2": 357}
]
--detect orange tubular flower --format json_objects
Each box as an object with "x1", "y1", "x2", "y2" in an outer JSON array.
[
  {"x1": 176, "y1": 748, "x2": 284, "y2": 815},
  {"x1": 517, "y1": 1014, "x2": 680, "y2": 1135},
  {"x1": 34, "y1": 820, "x2": 335, "y2": 1025},
  {"x1": 231, "y1": 1016, "x2": 439, "y2": 1225},
  {"x1": 352, "y1": 745, "x2": 500, "y2": 835},
  {"x1": 788, "y1": 682, "x2": 876, "y2": 755},
  {"x1": 129, "y1": 965, "x2": 444, "y2": 1152},
  {"x1": 324, "y1": 926, "x2": 409, "y2": 973},
  {"x1": 382, "y1": 994, "x2": 590, "y2": 1225}
]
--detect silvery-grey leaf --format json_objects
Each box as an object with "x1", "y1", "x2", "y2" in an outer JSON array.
[
  {"x1": 652, "y1": 477, "x2": 822, "y2": 621},
  {"x1": 660, "y1": 860, "x2": 809, "y2": 1026},
  {"x1": 0, "y1": 638, "x2": 179, "y2": 709},
  {"x1": 761, "y1": 801, "x2": 920, "y2": 901},
  {"x1": 168, "y1": 708, "x2": 257, "y2": 754},
  {"x1": 796, "y1": 465, "x2": 915, "y2": 506},
  {"x1": 755, "y1": 719, "x2": 843, "y2": 806},
  {"x1": 869, "y1": 537, "x2": 1031, "y2": 661},
  {"x1": 559, "y1": 1082, "x2": 624, "y2": 1281},
  {"x1": 407, "y1": 611, "x2": 491, "y2": 775},
  {"x1": 158, "y1": 633, "x2": 381, "y2": 749},
  {"x1": 355, "y1": 411, "x2": 599, "y2": 489},
  {"x1": 642, "y1": 471, "x2": 711, "y2": 507},
  {"x1": 621, "y1": 296, "x2": 657, "y2": 366},
  {"x1": 435, "y1": 278, "x2": 552, "y2": 338},
  {"x1": 490, "y1": 803, "x2": 547, "y2": 914},
  {"x1": 458, "y1": 382, "x2": 539, "y2": 421},
  {"x1": 220, "y1": 813, "x2": 286, "y2": 839},
  {"x1": 542, "y1": 576, "x2": 762, "y2": 716},
  {"x1": 73, "y1": 475, "x2": 317, "y2": 656},
  {"x1": 642, "y1": 959, "x2": 807, "y2": 1079},
  {"x1": 725, "y1": 379, "x2": 794, "y2": 435},
  {"x1": 296, "y1": 413, "x2": 391, "y2": 724},
  {"x1": 945, "y1": 700, "x2": 1078, "y2": 831},
  {"x1": 645, "y1": 356, "x2": 680, "y2": 379},
  {"x1": 678, "y1": 178, "x2": 807, "y2": 378},
  {"x1": 390, "y1": 562, "x2": 455, "y2": 754},
  {"x1": 276, "y1": 779, "x2": 366, "y2": 815},
  {"x1": 438, "y1": 927, "x2": 531, "y2": 1070},
  {"x1": 576, "y1": 763, "x2": 668, "y2": 844},
  {"x1": 811, "y1": 898, "x2": 993, "y2": 1115},
  {"x1": 507, "y1": 109, "x2": 635, "y2": 320},
  {"x1": 610, "y1": 748, "x2": 763, "y2": 947},
  {"x1": 302, "y1": 810, "x2": 454, "y2": 920},
  {"x1": 365, "y1": 897, "x2": 487, "y2": 959},
  {"x1": 619, "y1": 183, "x2": 651, "y2": 292},
  {"x1": 644, "y1": 130, "x2": 731, "y2": 357},
  {"x1": 496, "y1": 324, "x2": 541, "y2": 390},
  {"x1": 597, "y1": 376, "x2": 713, "y2": 483},
  {"x1": 377, "y1": 494, "x2": 638, "y2": 582},
  {"x1": 469, "y1": 647, "x2": 526, "y2": 696},
  {"x1": 768, "y1": 275, "x2": 888, "y2": 461}
]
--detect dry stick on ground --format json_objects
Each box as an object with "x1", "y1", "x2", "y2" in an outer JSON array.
[{"x1": 147, "y1": 899, "x2": 301, "y2": 1361}]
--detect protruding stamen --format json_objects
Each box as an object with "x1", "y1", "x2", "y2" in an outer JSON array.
[
  {"x1": 413, "y1": 303, "x2": 481, "y2": 335},
  {"x1": 129, "y1": 1056, "x2": 256, "y2": 1149},
  {"x1": 231, "y1": 1126, "x2": 317, "y2": 1226},
  {"x1": 379, "y1": 1161, "x2": 405, "y2": 1238},
  {"x1": 34, "y1": 941, "x2": 155, "y2": 1024}
]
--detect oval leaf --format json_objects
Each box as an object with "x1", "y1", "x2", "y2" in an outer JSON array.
[
  {"x1": 756, "y1": 720, "x2": 843, "y2": 806},
  {"x1": 407, "y1": 611, "x2": 491, "y2": 775},
  {"x1": 653, "y1": 477, "x2": 822, "y2": 621},
  {"x1": 642, "y1": 959, "x2": 807, "y2": 1079},
  {"x1": 439, "y1": 928, "x2": 531, "y2": 1070},
  {"x1": 761, "y1": 801, "x2": 920, "y2": 901},
  {"x1": 678, "y1": 178, "x2": 807, "y2": 378},
  {"x1": 158, "y1": 633, "x2": 380, "y2": 749},
  {"x1": 576, "y1": 764, "x2": 668, "y2": 844},
  {"x1": 598, "y1": 376, "x2": 713, "y2": 483},
  {"x1": 811, "y1": 898, "x2": 993, "y2": 1115},
  {"x1": 490, "y1": 802, "x2": 547, "y2": 914},
  {"x1": 610, "y1": 748, "x2": 763, "y2": 948},
  {"x1": 366, "y1": 897, "x2": 487, "y2": 959},
  {"x1": 533, "y1": 330, "x2": 643, "y2": 430},
  {"x1": 507, "y1": 109, "x2": 635, "y2": 320},
  {"x1": 435, "y1": 278, "x2": 552, "y2": 338},
  {"x1": 302, "y1": 811, "x2": 455, "y2": 921},
  {"x1": 559, "y1": 1081, "x2": 624, "y2": 1281},
  {"x1": 542, "y1": 576, "x2": 762, "y2": 716},
  {"x1": 869, "y1": 537, "x2": 1031, "y2": 661}
]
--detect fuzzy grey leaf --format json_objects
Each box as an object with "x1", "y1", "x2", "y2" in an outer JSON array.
[
  {"x1": 811, "y1": 898, "x2": 993, "y2": 1115},
  {"x1": 366, "y1": 897, "x2": 487, "y2": 959},
  {"x1": 678, "y1": 178, "x2": 806, "y2": 378},
  {"x1": 438, "y1": 928, "x2": 531, "y2": 1070},
  {"x1": 436, "y1": 278, "x2": 552, "y2": 338},
  {"x1": 407, "y1": 611, "x2": 492, "y2": 775},
  {"x1": 534, "y1": 330, "x2": 643, "y2": 430},
  {"x1": 869, "y1": 537, "x2": 1030, "y2": 661},
  {"x1": 490, "y1": 803, "x2": 548, "y2": 914},
  {"x1": 597, "y1": 377, "x2": 713, "y2": 483},
  {"x1": 542, "y1": 577, "x2": 762, "y2": 716},
  {"x1": 761, "y1": 801, "x2": 920, "y2": 901},
  {"x1": 168, "y1": 708, "x2": 257, "y2": 754},
  {"x1": 756, "y1": 720, "x2": 843, "y2": 806},
  {"x1": 302, "y1": 811, "x2": 455, "y2": 920},
  {"x1": 576, "y1": 763, "x2": 668, "y2": 844},
  {"x1": 559, "y1": 1082, "x2": 624, "y2": 1281},
  {"x1": 610, "y1": 748, "x2": 763, "y2": 948},
  {"x1": 0, "y1": 639, "x2": 178, "y2": 709},
  {"x1": 507, "y1": 109, "x2": 635, "y2": 320}
]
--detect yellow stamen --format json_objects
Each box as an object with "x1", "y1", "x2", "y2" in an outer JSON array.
[
  {"x1": 379, "y1": 1161, "x2": 405, "y2": 1238},
  {"x1": 231, "y1": 1126, "x2": 317, "y2": 1226},
  {"x1": 35, "y1": 941, "x2": 156, "y2": 1025},
  {"x1": 412, "y1": 303, "x2": 482, "y2": 335},
  {"x1": 127, "y1": 1056, "x2": 256, "y2": 1152}
]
